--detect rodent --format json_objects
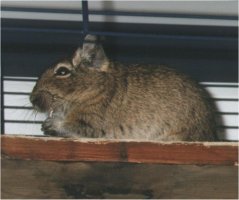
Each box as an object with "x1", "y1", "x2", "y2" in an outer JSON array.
[{"x1": 30, "y1": 34, "x2": 218, "y2": 141}]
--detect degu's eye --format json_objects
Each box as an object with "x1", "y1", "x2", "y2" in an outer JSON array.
[{"x1": 54, "y1": 66, "x2": 71, "y2": 78}]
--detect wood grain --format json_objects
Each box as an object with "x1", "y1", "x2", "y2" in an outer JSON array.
[
  {"x1": 1, "y1": 159, "x2": 238, "y2": 199},
  {"x1": 1, "y1": 135, "x2": 238, "y2": 165}
]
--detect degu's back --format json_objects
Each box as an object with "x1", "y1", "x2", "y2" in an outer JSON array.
[{"x1": 30, "y1": 35, "x2": 218, "y2": 141}]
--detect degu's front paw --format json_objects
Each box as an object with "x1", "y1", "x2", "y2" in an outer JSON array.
[{"x1": 42, "y1": 117, "x2": 59, "y2": 136}]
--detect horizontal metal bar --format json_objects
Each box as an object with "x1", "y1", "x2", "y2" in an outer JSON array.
[
  {"x1": 216, "y1": 112, "x2": 239, "y2": 115},
  {"x1": 3, "y1": 77, "x2": 38, "y2": 82},
  {"x1": 4, "y1": 120, "x2": 43, "y2": 124},
  {"x1": 4, "y1": 106, "x2": 33, "y2": 110},
  {"x1": 3, "y1": 119, "x2": 238, "y2": 130},
  {"x1": 1, "y1": 6, "x2": 84, "y2": 14},
  {"x1": 2, "y1": 27, "x2": 237, "y2": 42},
  {"x1": 3, "y1": 93, "x2": 238, "y2": 102},
  {"x1": 89, "y1": 31, "x2": 237, "y2": 42},
  {"x1": 4, "y1": 92, "x2": 30, "y2": 95},
  {"x1": 2, "y1": 107, "x2": 238, "y2": 117},
  {"x1": 218, "y1": 126, "x2": 239, "y2": 129},
  {"x1": 2, "y1": 6, "x2": 238, "y2": 21},
  {"x1": 3, "y1": 27, "x2": 84, "y2": 35},
  {"x1": 91, "y1": 10, "x2": 238, "y2": 21},
  {"x1": 212, "y1": 99, "x2": 239, "y2": 102},
  {"x1": 202, "y1": 84, "x2": 238, "y2": 88},
  {"x1": 3, "y1": 77, "x2": 238, "y2": 87}
]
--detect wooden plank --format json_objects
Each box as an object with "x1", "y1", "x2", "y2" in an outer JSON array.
[
  {"x1": 1, "y1": 159, "x2": 238, "y2": 199},
  {"x1": 1, "y1": 135, "x2": 238, "y2": 165}
]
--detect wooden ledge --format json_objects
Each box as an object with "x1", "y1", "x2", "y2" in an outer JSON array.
[{"x1": 1, "y1": 135, "x2": 238, "y2": 165}]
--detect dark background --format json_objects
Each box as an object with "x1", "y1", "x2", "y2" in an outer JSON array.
[{"x1": 1, "y1": 6, "x2": 238, "y2": 83}]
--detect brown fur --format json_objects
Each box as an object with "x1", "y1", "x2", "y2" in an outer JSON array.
[{"x1": 30, "y1": 35, "x2": 218, "y2": 141}]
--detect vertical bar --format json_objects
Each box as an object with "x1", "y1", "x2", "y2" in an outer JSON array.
[
  {"x1": 1, "y1": 72, "x2": 5, "y2": 134},
  {"x1": 82, "y1": 0, "x2": 89, "y2": 36}
]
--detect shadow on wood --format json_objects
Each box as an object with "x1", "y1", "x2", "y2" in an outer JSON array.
[{"x1": 1, "y1": 159, "x2": 238, "y2": 199}]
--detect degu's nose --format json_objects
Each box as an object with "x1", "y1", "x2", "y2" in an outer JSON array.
[
  {"x1": 30, "y1": 93, "x2": 39, "y2": 106},
  {"x1": 29, "y1": 93, "x2": 45, "y2": 112},
  {"x1": 29, "y1": 91, "x2": 52, "y2": 112}
]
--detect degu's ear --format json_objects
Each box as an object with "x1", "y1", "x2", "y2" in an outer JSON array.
[
  {"x1": 72, "y1": 47, "x2": 82, "y2": 67},
  {"x1": 81, "y1": 35, "x2": 109, "y2": 71}
]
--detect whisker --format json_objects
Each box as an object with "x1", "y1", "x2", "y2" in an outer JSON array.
[
  {"x1": 23, "y1": 109, "x2": 32, "y2": 121},
  {"x1": 32, "y1": 110, "x2": 38, "y2": 123}
]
